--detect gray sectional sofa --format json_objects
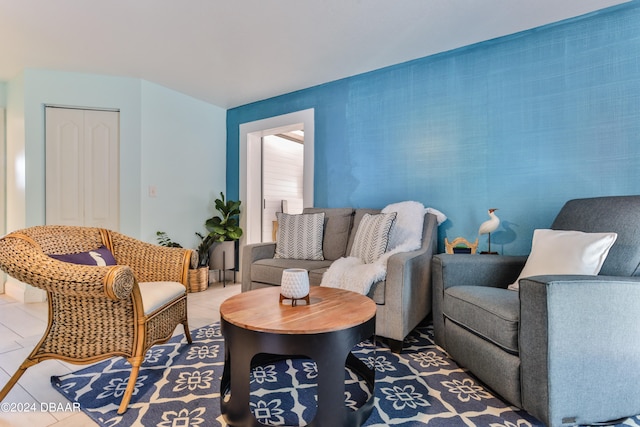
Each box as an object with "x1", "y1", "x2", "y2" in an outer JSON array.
[
  {"x1": 432, "y1": 196, "x2": 640, "y2": 426},
  {"x1": 242, "y1": 207, "x2": 439, "y2": 351}
]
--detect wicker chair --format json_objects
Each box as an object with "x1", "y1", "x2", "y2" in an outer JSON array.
[{"x1": 0, "y1": 225, "x2": 196, "y2": 414}]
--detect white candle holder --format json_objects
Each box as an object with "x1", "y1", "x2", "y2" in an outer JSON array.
[{"x1": 279, "y1": 268, "x2": 310, "y2": 306}]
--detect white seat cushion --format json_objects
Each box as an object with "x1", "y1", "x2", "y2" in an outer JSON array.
[{"x1": 138, "y1": 281, "x2": 186, "y2": 315}]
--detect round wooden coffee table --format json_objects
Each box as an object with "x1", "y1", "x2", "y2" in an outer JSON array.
[{"x1": 220, "y1": 286, "x2": 377, "y2": 427}]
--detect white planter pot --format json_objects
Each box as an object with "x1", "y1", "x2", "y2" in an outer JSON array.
[{"x1": 209, "y1": 241, "x2": 235, "y2": 271}]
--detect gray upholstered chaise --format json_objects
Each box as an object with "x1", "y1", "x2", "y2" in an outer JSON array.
[
  {"x1": 432, "y1": 196, "x2": 640, "y2": 426},
  {"x1": 242, "y1": 207, "x2": 439, "y2": 351}
]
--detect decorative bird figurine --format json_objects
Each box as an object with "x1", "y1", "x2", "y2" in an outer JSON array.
[{"x1": 478, "y1": 208, "x2": 500, "y2": 254}]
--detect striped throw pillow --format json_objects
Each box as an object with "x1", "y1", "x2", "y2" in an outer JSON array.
[
  {"x1": 274, "y1": 212, "x2": 325, "y2": 260},
  {"x1": 350, "y1": 212, "x2": 397, "y2": 264}
]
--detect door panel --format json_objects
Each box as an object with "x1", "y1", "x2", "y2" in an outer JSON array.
[
  {"x1": 46, "y1": 107, "x2": 119, "y2": 229},
  {"x1": 46, "y1": 108, "x2": 84, "y2": 225},
  {"x1": 84, "y1": 110, "x2": 119, "y2": 228}
]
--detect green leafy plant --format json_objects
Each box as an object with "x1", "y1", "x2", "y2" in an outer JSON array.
[
  {"x1": 157, "y1": 230, "x2": 213, "y2": 267},
  {"x1": 205, "y1": 192, "x2": 243, "y2": 242},
  {"x1": 156, "y1": 231, "x2": 182, "y2": 248},
  {"x1": 156, "y1": 192, "x2": 242, "y2": 268},
  {"x1": 194, "y1": 231, "x2": 216, "y2": 267}
]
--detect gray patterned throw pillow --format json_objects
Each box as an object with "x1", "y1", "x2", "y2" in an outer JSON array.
[
  {"x1": 274, "y1": 212, "x2": 325, "y2": 260},
  {"x1": 350, "y1": 212, "x2": 397, "y2": 263}
]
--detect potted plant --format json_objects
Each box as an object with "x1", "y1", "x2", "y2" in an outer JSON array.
[
  {"x1": 155, "y1": 231, "x2": 214, "y2": 292},
  {"x1": 194, "y1": 232, "x2": 216, "y2": 268},
  {"x1": 156, "y1": 193, "x2": 243, "y2": 289},
  {"x1": 156, "y1": 231, "x2": 182, "y2": 248},
  {"x1": 205, "y1": 192, "x2": 243, "y2": 242},
  {"x1": 205, "y1": 192, "x2": 243, "y2": 285}
]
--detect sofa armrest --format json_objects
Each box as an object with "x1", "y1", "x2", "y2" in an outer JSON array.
[
  {"x1": 520, "y1": 275, "x2": 640, "y2": 426},
  {"x1": 379, "y1": 213, "x2": 438, "y2": 342},
  {"x1": 431, "y1": 253, "x2": 527, "y2": 346},
  {"x1": 432, "y1": 254, "x2": 527, "y2": 289},
  {"x1": 241, "y1": 242, "x2": 276, "y2": 292},
  {"x1": 382, "y1": 248, "x2": 433, "y2": 340}
]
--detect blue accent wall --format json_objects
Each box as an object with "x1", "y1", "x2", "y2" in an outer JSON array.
[{"x1": 227, "y1": 2, "x2": 640, "y2": 255}]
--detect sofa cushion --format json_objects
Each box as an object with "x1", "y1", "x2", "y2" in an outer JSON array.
[
  {"x1": 443, "y1": 286, "x2": 520, "y2": 354},
  {"x1": 350, "y1": 212, "x2": 397, "y2": 263},
  {"x1": 303, "y1": 208, "x2": 354, "y2": 261},
  {"x1": 251, "y1": 260, "x2": 386, "y2": 305},
  {"x1": 308, "y1": 267, "x2": 328, "y2": 287},
  {"x1": 274, "y1": 212, "x2": 325, "y2": 260},
  {"x1": 252, "y1": 258, "x2": 332, "y2": 286},
  {"x1": 367, "y1": 280, "x2": 385, "y2": 305},
  {"x1": 308, "y1": 266, "x2": 385, "y2": 304}
]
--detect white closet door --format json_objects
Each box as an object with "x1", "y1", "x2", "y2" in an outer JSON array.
[
  {"x1": 83, "y1": 110, "x2": 119, "y2": 228},
  {"x1": 46, "y1": 107, "x2": 119, "y2": 229}
]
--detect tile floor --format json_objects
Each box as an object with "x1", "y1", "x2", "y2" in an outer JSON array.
[{"x1": 0, "y1": 282, "x2": 241, "y2": 427}]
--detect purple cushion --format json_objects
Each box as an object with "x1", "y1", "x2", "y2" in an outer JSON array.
[{"x1": 49, "y1": 246, "x2": 117, "y2": 266}]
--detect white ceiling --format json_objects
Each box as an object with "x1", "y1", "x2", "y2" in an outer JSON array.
[{"x1": 0, "y1": 0, "x2": 629, "y2": 109}]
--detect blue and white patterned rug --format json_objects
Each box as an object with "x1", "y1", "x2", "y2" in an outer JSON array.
[{"x1": 51, "y1": 322, "x2": 638, "y2": 426}]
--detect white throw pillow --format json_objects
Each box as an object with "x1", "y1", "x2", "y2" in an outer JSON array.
[
  {"x1": 508, "y1": 229, "x2": 617, "y2": 291},
  {"x1": 350, "y1": 212, "x2": 397, "y2": 264},
  {"x1": 274, "y1": 212, "x2": 325, "y2": 260}
]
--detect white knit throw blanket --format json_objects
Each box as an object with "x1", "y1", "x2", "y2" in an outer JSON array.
[
  {"x1": 319, "y1": 248, "x2": 402, "y2": 295},
  {"x1": 320, "y1": 202, "x2": 445, "y2": 295}
]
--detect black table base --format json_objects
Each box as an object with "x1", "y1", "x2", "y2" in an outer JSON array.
[{"x1": 220, "y1": 317, "x2": 376, "y2": 427}]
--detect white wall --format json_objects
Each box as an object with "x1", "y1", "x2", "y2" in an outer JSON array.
[
  {"x1": 0, "y1": 107, "x2": 5, "y2": 293},
  {"x1": 5, "y1": 73, "x2": 40, "y2": 300},
  {"x1": 15, "y1": 69, "x2": 143, "y2": 234},
  {"x1": 6, "y1": 74, "x2": 26, "y2": 234},
  {"x1": 3, "y1": 69, "x2": 226, "y2": 299},
  {"x1": 140, "y1": 80, "x2": 226, "y2": 248},
  {"x1": 6, "y1": 69, "x2": 226, "y2": 240},
  {"x1": 0, "y1": 82, "x2": 6, "y2": 107}
]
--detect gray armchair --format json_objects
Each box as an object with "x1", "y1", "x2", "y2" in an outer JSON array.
[{"x1": 432, "y1": 196, "x2": 640, "y2": 426}]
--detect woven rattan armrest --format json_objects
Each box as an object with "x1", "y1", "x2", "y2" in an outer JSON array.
[
  {"x1": 31, "y1": 262, "x2": 134, "y2": 300},
  {"x1": 108, "y1": 231, "x2": 194, "y2": 285},
  {"x1": 0, "y1": 234, "x2": 136, "y2": 300}
]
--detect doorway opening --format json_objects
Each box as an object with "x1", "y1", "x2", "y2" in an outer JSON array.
[
  {"x1": 240, "y1": 108, "x2": 314, "y2": 247},
  {"x1": 262, "y1": 130, "x2": 305, "y2": 242}
]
